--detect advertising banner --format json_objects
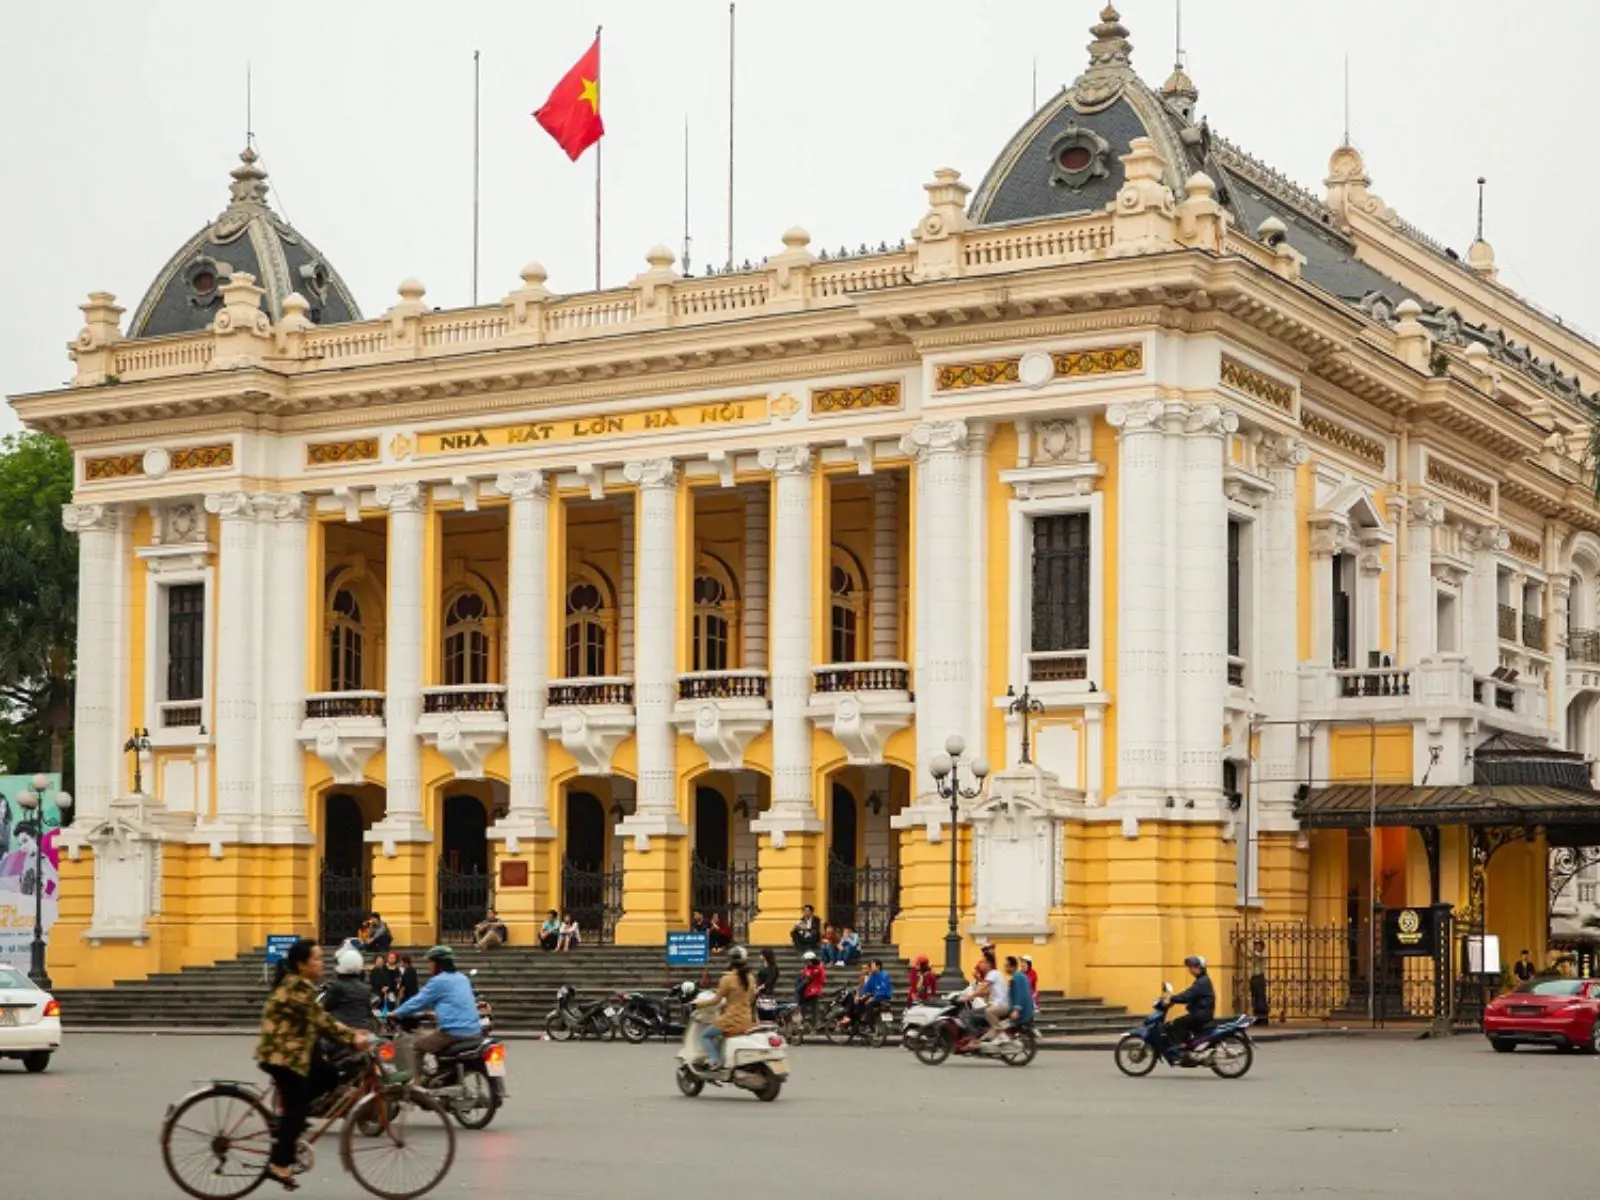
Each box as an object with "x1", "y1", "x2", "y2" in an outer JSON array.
[{"x1": 0, "y1": 775, "x2": 65, "y2": 967}]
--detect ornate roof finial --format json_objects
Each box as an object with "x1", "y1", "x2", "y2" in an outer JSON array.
[
  {"x1": 227, "y1": 146, "x2": 271, "y2": 208},
  {"x1": 1087, "y1": 5, "x2": 1133, "y2": 72}
]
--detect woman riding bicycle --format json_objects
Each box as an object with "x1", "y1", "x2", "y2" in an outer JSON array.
[{"x1": 256, "y1": 937, "x2": 373, "y2": 1191}]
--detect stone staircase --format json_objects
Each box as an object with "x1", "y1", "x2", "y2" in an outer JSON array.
[{"x1": 55, "y1": 944, "x2": 1132, "y2": 1039}]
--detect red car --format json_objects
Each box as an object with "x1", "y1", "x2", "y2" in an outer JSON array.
[{"x1": 1484, "y1": 978, "x2": 1600, "y2": 1052}]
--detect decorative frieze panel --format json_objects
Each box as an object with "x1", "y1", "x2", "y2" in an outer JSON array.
[
  {"x1": 1507, "y1": 531, "x2": 1543, "y2": 564},
  {"x1": 84, "y1": 453, "x2": 142, "y2": 481},
  {"x1": 1424, "y1": 455, "x2": 1493, "y2": 508},
  {"x1": 171, "y1": 444, "x2": 234, "y2": 472},
  {"x1": 307, "y1": 438, "x2": 380, "y2": 467},
  {"x1": 1300, "y1": 410, "x2": 1385, "y2": 469},
  {"x1": 936, "y1": 359, "x2": 1020, "y2": 391},
  {"x1": 1053, "y1": 344, "x2": 1142, "y2": 377},
  {"x1": 83, "y1": 443, "x2": 233, "y2": 483},
  {"x1": 1220, "y1": 355, "x2": 1294, "y2": 413},
  {"x1": 811, "y1": 381, "x2": 902, "y2": 414}
]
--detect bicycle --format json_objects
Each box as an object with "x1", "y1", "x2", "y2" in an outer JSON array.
[{"x1": 160, "y1": 1045, "x2": 455, "y2": 1200}]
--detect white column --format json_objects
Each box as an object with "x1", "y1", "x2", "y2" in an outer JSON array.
[
  {"x1": 372, "y1": 482, "x2": 429, "y2": 841},
  {"x1": 899, "y1": 420, "x2": 972, "y2": 804},
  {"x1": 203, "y1": 491, "x2": 260, "y2": 829},
  {"x1": 1551, "y1": 573, "x2": 1571, "y2": 737},
  {"x1": 742, "y1": 486, "x2": 769, "y2": 671},
  {"x1": 618, "y1": 504, "x2": 636, "y2": 676},
  {"x1": 870, "y1": 475, "x2": 899, "y2": 662},
  {"x1": 1405, "y1": 500, "x2": 1443, "y2": 663},
  {"x1": 619, "y1": 459, "x2": 686, "y2": 838},
  {"x1": 493, "y1": 471, "x2": 555, "y2": 847},
  {"x1": 259, "y1": 494, "x2": 312, "y2": 834},
  {"x1": 1257, "y1": 436, "x2": 1306, "y2": 822},
  {"x1": 753, "y1": 447, "x2": 822, "y2": 835},
  {"x1": 1175, "y1": 405, "x2": 1235, "y2": 806},
  {"x1": 966, "y1": 422, "x2": 991, "y2": 768},
  {"x1": 62, "y1": 503, "x2": 121, "y2": 818},
  {"x1": 1308, "y1": 529, "x2": 1337, "y2": 670},
  {"x1": 1356, "y1": 547, "x2": 1383, "y2": 665},
  {"x1": 1105, "y1": 401, "x2": 1172, "y2": 805}
]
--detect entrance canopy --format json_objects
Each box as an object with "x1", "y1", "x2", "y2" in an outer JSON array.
[{"x1": 1295, "y1": 784, "x2": 1600, "y2": 830}]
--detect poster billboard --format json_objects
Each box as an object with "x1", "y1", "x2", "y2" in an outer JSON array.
[{"x1": 0, "y1": 774, "x2": 65, "y2": 967}]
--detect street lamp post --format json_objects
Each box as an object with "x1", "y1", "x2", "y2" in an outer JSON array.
[
  {"x1": 929, "y1": 734, "x2": 989, "y2": 993},
  {"x1": 123, "y1": 728, "x2": 152, "y2": 794},
  {"x1": 15, "y1": 773, "x2": 73, "y2": 989}
]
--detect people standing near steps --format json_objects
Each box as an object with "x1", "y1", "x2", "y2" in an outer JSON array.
[
  {"x1": 1248, "y1": 939, "x2": 1270, "y2": 1027},
  {"x1": 756, "y1": 948, "x2": 781, "y2": 997},
  {"x1": 1513, "y1": 949, "x2": 1536, "y2": 986},
  {"x1": 368, "y1": 953, "x2": 397, "y2": 1019},
  {"x1": 256, "y1": 938, "x2": 372, "y2": 1191},
  {"x1": 396, "y1": 954, "x2": 420, "y2": 1005},
  {"x1": 790, "y1": 905, "x2": 821, "y2": 952}
]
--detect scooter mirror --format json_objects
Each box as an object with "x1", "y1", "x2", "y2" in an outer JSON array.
[{"x1": 1162, "y1": 981, "x2": 1174, "y2": 994}]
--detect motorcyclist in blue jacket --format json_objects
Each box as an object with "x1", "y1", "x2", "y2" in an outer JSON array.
[{"x1": 1160, "y1": 955, "x2": 1215, "y2": 1048}]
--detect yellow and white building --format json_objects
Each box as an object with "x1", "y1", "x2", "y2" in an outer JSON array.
[{"x1": 17, "y1": 7, "x2": 1600, "y2": 1011}]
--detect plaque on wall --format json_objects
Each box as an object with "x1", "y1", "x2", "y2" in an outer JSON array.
[{"x1": 498, "y1": 860, "x2": 530, "y2": 889}]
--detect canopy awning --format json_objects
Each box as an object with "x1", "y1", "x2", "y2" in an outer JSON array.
[{"x1": 1296, "y1": 784, "x2": 1600, "y2": 829}]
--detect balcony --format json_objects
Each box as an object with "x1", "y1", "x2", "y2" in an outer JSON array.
[
  {"x1": 418, "y1": 684, "x2": 507, "y2": 780},
  {"x1": 1571, "y1": 629, "x2": 1600, "y2": 665},
  {"x1": 1336, "y1": 668, "x2": 1411, "y2": 698},
  {"x1": 298, "y1": 691, "x2": 386, "y2": 785},
  {"x1": 1026, "y1": 651, "x2": 1087, "y2": 684},
  {"x1": 1300, "y1": 660, "x2": 1462, "y2": 716},
  {"x1": 1226, "y1": 657, "x2": 1246, "y2": 689},
  {"x1": 158, "y1": 701, "x2": 204, "y2": 729},
  {"x1": 807, "y1": 661, "x2": 914, "y2": 766},
  {"x1": 542, "y1": 676, "x2": 635, "y2": 776},
  {"x1": 1522, "y1": 612, "x2": 1546, "y2": 650},
  {"x1": 671, "y1": 670, "x2": 771, "y2": 771},
  {"x1": 1498, "y1": 603, "x2": 1518, "y2": 642}
]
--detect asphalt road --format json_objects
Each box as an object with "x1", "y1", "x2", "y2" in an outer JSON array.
[{"x1": 0, "y1": 1033, "x2": 1590, "y2": 1199}]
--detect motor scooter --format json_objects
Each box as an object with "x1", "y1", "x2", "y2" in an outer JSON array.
[
  {"x1": 545, "y1": 984, "x2": 619, "y2": 1040},
  {"x1": 1113, "y1": 982, "x2": 1255, "y2": 1079},
  {"x1": 675, "y1": 992, "x2": 790, "y2": 1101},
  {"x1": 911, "y1": 995, "x2": 1037, "y2": 1066},
  {"x1": 618, "y1": 982, "x2": 696, "y2": 1043}
]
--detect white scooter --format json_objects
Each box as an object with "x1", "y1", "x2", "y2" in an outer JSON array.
[
  {"x1": 901, "y1": 992, "x2": 962, "y2": 1053},
  {"x1": 675, "y1": 991, "x2": 790, "y2": 1101}
]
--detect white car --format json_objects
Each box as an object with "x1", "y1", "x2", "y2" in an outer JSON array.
[{"x1": 0, "y1": 963, "x2": 61, "y2": 1073}]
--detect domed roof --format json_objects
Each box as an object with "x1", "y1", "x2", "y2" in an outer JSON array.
[{"x1": 127, "y1": 148, "x2": 362, "y2": 339}]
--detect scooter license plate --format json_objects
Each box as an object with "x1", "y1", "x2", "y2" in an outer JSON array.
[
  {"x1": 766, "y1": 1060, "x2": 789, "y2": 1077},
  {"x1": 486, "y1": 1060, "x2": 506, "y2": 1078}
]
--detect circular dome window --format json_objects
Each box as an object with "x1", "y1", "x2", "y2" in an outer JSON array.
[
  {"x1": 1047, "y1": 121, "x2": 1112, "y2": 192},
  {"x1": 191, "y1": 270, "x2": 216, "y2": 294},
  {"x1": 1058, "y1": 146, "x2": 1093, "y2": 173}
]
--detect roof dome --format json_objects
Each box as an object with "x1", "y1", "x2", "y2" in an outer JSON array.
[{"x1": 127, "y1": 148, "x2": 362, "y2": 339}]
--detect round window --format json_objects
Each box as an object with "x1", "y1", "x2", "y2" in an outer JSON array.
[
  {"x1": 191, "y1": 270, "x2": 216, "y2": 294},
  {"x1": 1058, "y1": 146, "x2": 1093, "y2": 173}
]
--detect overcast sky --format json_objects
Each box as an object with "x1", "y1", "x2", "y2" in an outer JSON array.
[{"x1": 2, "y1": 1, "x2": 1595, "y2": 432}]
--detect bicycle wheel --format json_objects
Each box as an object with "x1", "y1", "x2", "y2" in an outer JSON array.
[
  {"x1": 340, "y1": 1087, "x2": 456, "y2": 1200},
  {"x1": 161, "y1": 1085, "x2": 275, "y2": 1199}
]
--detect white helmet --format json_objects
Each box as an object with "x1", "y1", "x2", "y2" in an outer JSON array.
[
  {"x1": 335, "y1": 946, "x2": 365, "y2": 975},
  {"x1": 802, "y1": 951, "x2": 818, "y2": 963}
]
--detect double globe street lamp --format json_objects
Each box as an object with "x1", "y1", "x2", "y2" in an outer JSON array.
[
  {"x1": 15, "y1": 774, "x2": 72, "y2": 989},
  {"x1": 929, "y1": 735, "x2": 988, "y2": 993}
]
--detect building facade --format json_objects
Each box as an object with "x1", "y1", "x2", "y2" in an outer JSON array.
[{"x1": 18, "y1": 7, "x2": 1600, "y2": 1011}]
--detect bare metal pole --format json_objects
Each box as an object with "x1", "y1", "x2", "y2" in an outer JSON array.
[
  {"x1": 594, "y1": 25, "x2": 603, "y2": 290},
  {"x1": 682, "y1": 117, "x2": 692, "y2": 275},
  {"x1": 727, "y1": 2, "x2": 735, "y2": 271},
  {"x1": 472, "y1": 49, "x2": 481, "y2": 305}
]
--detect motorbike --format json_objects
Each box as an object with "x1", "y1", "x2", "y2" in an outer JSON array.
[
  {"x1": 675, "y1": 991, "x2": 789, "y2": 1101},
  {"x1": 1113, "y1": 983, "x2": 1255, "y2": 1080},
  {"x1": 618, "y1": 982, "x2": 696, "y2": 1043},
  {"x1": 755, "y1": 994, "x2": 808, "y2": 1044},
  {"x1": 545, "y1": 984, "x2": 619, "y2": 1040},
  {"x1": 911, "y1": 997, "x2": 1037, "y2": 1067},
  {"x1": 820, "y1": 987, "x2": 890, "y2": 1048},
  {"x1": 901, "y1": 993, "x2": 958, "y2": 1053},
  {"x1": 383, "y1": 1017, "x2": 508, "y2": 1130}
]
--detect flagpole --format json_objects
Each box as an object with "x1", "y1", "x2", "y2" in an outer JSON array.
[
  {"x1": 726, "y1": 2, "x2": 735, "y2": 271},
  {"x1": 595, "y1": 24, "x2": 603, "y2": 290},
  {"x1": 472, "y1": 49, "x2": 481, "y2": 305}
]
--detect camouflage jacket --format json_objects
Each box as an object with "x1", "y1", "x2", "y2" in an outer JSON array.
[{"x1": 256, "y1": 974, "x2": 359, "y2": 1076}]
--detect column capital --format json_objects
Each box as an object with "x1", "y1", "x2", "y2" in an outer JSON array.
[
  {"x1": 898, "y1": 419, "x2": 968, "y2": 460},
  {"x1": 1106, "y1": 399, "x2": 1166, "y2": 433},
  {"x1": 1407, "y1": 496, "x2": 1445, "y2": 528},
  {"x1": 203, "y1": 491, "x2": 256, "y2": 520},
  {"x1": 1184, "y1": 404, "x2": 1238, "y2": 437},
  {"x1": 494, "y1": 470, "x2": 547, "y2": 500},
  {"x1": 623, "y1": 458, "x2": 678, "y2": 490},
  {"x1": 62, "y1": 502, "x2": 119, "y2": 534},
  {"x1": 1258, "y1": 434, "x2": 1309, "y2": 470},
  {"x1": 375, "y1": 481, "x2": 426, "y2": 513},
  {"x1": 255, "y1": 493, "x2": 310, "y2": 523},
  {"x1": 756, "y1": 445, "x2": 812, "y2": 476}
]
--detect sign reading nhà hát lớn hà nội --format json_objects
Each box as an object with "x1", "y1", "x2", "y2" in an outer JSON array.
[{"x1": 417, "y1": 397, "x2": 770, "y2": 457}]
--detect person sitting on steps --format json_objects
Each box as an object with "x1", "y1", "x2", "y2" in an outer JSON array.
[
  {"x1": 473, "y1": 907, "x2": 508, "y2": 951},
  {"x1": 539, "y1": 910, "x2": 561, "y2": 952},
  {"x1": 790, "y1": 905, "x2": 821, "y2": 952},
  {"x1": 556, "y1": 912, "x2": 581, "y2": 953}
]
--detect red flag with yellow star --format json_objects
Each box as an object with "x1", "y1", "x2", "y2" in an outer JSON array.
[{"x1": 534, "y1": 37, "x2": 604, "y2": 161}]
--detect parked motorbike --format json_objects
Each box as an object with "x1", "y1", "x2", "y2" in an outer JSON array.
[
  {"x1": 675, "y1": 991, "x2": 789, "y2": 1101},
  {"x1": 618, "y1": 982, "x2": 696, "y2": 1043},
  {"x1": 912, "y1": 998, "x2": 1037, "y2": 1067},
  {"x1": 1113, "y1": 984, "x2": 1254, "y2": 1080},
  {"x1": 545, "y1": 984, "x2": 619, "y2": 1041},
  {"x1": 754, "y1": 994, "x2": 808, "y2": 1044}
]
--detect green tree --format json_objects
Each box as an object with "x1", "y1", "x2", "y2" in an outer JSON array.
[{"x1": 0, "y1": 431, "x2": 76, "y2": 779}]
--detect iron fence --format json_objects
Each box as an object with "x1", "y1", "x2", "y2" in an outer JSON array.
[
  {"x1": 826, "y1": 857, "x2": 900, "y2": 944},
  {"x1": 690, "y1": 857, "x2": 760, "y2": 941},
  {"x1": 562, "y1": 860, "x2": 624, "y2": 945}
]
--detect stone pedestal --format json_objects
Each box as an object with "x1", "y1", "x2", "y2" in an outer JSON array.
[
  {"x1": 613, "y1": 836, "x2": 689, "y2": 945},
  {"x1": 368, "y1": 842, "x2": 434, "y2": 947},
  {"x1": 487, "y1": 840, "x2": 559, "y2": 944},
  {"x1": 748, "y1": 831, "x2": 825, "y2": 945},
  {"x1": 967, "y1": 764, "x2": 1084, "y2": 938}
]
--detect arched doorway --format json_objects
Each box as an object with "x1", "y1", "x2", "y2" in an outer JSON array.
[
  {"x1": 319, "y1": 790, "x2": 375, "y2": 944},
  {"x1": 827, "y1": 783, "x2": 861, "y2": 932},
  {"x1": 826, "y1": 770, "x2": 906, "y2": 945},
  {"x1": 437, "y1": 794, "x2": 491, "y2": 944},
  {"x1": 691, "y1": 786, "x2": 732, "y2": 922},
  {"x1": 562, "y1": 788, "x2": 621, "y2": 943}
]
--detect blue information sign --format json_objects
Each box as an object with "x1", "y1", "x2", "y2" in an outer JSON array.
[
  {"x1": 265, "y1": 934, "x2": 300, "y2": 965},
  {"x1": 666, "y1": 931, "x2": 709, "y2": 966}
]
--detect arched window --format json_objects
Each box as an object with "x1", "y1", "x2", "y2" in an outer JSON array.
[
  {"x1": 443, "y1": 591, "x2": 492, "y2": 686},
  {"x1": 329, "y1": 587, "x2": 364, "y2": 691},
  {"x1": 829, "y1": 548, "x2": 867, "y2": 663},
  {"x1": 565, "y1": 576, "x2": 612, "y2": 677},
  {"x1": 692, "y1": 558, "x2": 738, "y2": 672}
]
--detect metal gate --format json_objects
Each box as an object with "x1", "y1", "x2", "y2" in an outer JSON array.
[
  {"x1": 318, "y1": 866, "x2": 370, "y2": 946},
  {"x1": 690, "y1": 857, "x2": 760, "y2": 941},
  {"x1": 436, "y1": 864, "x2": 491, "y2": 946},
  {"x1": 826, "y1": 857, "x2": 900, "y2": 944},
  {"x1": 1229, "y1": 922, "x2": 1353, "y2": 1023},
  {"x1": 562, "y1": 860, "x2": 624, "y2": 945}
]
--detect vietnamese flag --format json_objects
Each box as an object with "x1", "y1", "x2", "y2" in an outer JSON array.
[{"x1": 534, "y1": 37, "x2": 605, "y2": 161}]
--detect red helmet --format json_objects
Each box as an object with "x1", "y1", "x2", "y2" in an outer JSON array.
[{"x1": 915, "y1": 956, "x2": 930, "y2": 968}]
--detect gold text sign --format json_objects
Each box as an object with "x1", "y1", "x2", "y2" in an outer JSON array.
[{"x1": 418, "y1": 397, "x2": 769, "y2": 457}]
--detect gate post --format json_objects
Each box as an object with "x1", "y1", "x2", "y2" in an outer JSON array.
[{"x1": 1429, "y1": 903, "x2": 1454, "y2": 1037}]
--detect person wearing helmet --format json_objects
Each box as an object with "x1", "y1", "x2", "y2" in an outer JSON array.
[
  {"x1": 320, "y1": 945, "x2": 377, "y2": 1032},
  {"x1": 1160, "y1": 955, "x2": 1216, "y2": 1050},
  {"x1": 693, "y1": 945, "x2": 758, "y2": 1071},
  {"x1": 391, "y1": 945, "x2": 482, "y2": 1061},
  {"x1": 796, "y1": 951, "x2": 828, "y2": 1026},
  {"x1": 908, "y1": 955, "x2": 937, "y2": 1006}
]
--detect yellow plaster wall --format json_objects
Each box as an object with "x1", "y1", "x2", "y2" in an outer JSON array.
[
  {"x1": 1487, "y1": 836, "x2": 1547, "y2": 969},
  {"x1": 1093, "y1": 415, "x2": 1118, "y2": 799},
  {"x1": 1306, "y1": 829, "x2": 1348, "y2": 927},
  {"x1": 1328, "y1": 724, "x2": 1413, "y2": 783},
  {"x1": 985, "y1": 424, "x2": 1015, "y2": 765}
]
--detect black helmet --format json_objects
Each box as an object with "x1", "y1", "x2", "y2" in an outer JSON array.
[
  {"x1": 1184, "y1": 954, "x2": 1207, "y2": 970},
  {"x1": 727, "y1": 945, "x2": 748, "y2": 965}
]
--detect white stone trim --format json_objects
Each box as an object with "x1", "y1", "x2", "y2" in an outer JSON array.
[
  {"x1": 1006, "y1": 491, "x2": 1105, "y2": 706},
  {"x1": 137, "y1": 543, "x2": 215, "y2": 749}
]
